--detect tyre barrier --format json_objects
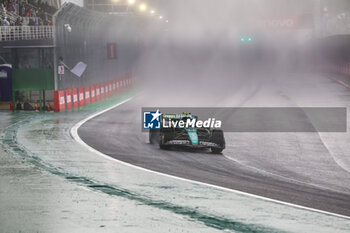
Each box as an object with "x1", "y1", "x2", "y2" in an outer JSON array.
[{"x1": 54, "y1": 75, "x2": 133, "y2": 112}]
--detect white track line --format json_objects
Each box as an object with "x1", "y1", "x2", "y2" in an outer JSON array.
[
  {"x1": 70, "y1": 97, "x2": 350, "y2": 220},
  {"x1": 223, "y1": 153, "x2": 349, "y2": 193},
  {"x1": 321, "y1": 75, "x2": 350, "y2": 174},
  {"x1": 327, "y1": 75, "x2": 350, "y2": 89}
]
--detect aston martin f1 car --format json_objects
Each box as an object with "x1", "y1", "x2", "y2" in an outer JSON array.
[{"x1": 149, "y1": 113, "x2": 225, "y2": 154}]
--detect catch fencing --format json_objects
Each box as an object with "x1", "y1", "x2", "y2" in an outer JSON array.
[
  {"x1": 0, "y1": 26, "x2": 53, "y2": 41},
  {"x1": 54, "y1": 3, "x2": 141, "y2": 90}
]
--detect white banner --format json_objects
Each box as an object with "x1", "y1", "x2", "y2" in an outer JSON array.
[{"x1": 70, "y1": 62, "x2": 87, "y2": 78}]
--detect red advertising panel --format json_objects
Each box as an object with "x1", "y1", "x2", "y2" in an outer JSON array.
[
  {"x1": 91, "y1": 85, "x2": 96, "y2": 103},
  {"x1": 72, "y1": 88, "x2": 78, "y2": 108},
  {"x1": 85, "y1": 86, "x2": 90, "y2": 105},
  {"x1": 96, "y1": 84, "x2": 100, "y2": 101},
  {"x1": 107, "y1": 43, "x2": 117, "y2": 59},
  {"x1": 66, "y1": 89, "x2": 72, "y2": 109},
  {"x1": 256, "y1": 14, "x2": 313, "y2": 30},
  {"x1": 100, "y1": 83, "x2": 105, "y2": 100},
  {"x1": 78, "y1": 87, "x2": 85, "y2": 107},
  {"x1": 54, "y1": 90, "x2": 66, "y2": 112}
]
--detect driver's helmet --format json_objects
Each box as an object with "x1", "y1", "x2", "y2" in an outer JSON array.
[{"x1": 181, "y1": 112, "x2": 196, "y2": 121}]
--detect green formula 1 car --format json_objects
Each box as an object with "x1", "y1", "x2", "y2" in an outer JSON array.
[{"x1": 149, "y1": 112, "x2": 225, "y2": 154}]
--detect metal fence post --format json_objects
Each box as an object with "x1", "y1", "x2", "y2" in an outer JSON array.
[
  {"x1": 12, "y1": 90, "x2": 15, "y2": 111},
  {"x1": 39, "y1": 89, "x2": 43, "y2": 111}
]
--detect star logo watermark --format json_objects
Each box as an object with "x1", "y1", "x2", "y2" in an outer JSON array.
[{"x1": 143, "y1": 109, "x2": 162, "y2": 129}]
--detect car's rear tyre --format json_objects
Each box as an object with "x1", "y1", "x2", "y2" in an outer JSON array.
[
  {"x1": 211, "y1": 148, "x2": 223, "y2": 154},
  {"x1": 210, "y1": 130, "x2": 225, "y2": 154}
]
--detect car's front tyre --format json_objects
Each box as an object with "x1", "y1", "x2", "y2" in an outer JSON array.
[
  {"x1": 149, "y1": 129, "x2": 160, "y2": 144},
  {"x1": 159, "y1": 130, "x2": 172, "y2": 150}
]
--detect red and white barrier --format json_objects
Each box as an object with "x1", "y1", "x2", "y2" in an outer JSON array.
[
  {"x1": 116, "y1": 79, "x2": 120, "y2": 93},
  {"x1": 124, "y1": 76, "x2": 129, "y2": 89},
  {"x1": 100, "y1": 83, "x2": 105, "y2": 100},
  {"x1": 66, "y1": 89, "x2": 72, "y2": 109},
  {"x1": 119, "y1": 78, "x2": 124, "y2": 91},
  {"x1": 96, "y1": 84, "x2": 100, "y2": 102},
  {"x1": 112, "y1": 80, "x2": 116, "y2": 95},
  {"x1": 126, "y1": 76, "x2": 130, "y2": 88},
  {"x1": 78, "y1": 88, "x2": 85, "y2": 107},
  {"x1": 54, "y1": 90, "x2": 66, "y2": 112},
  {"x1": 335, "y1": 63, "x2": 350, "y2": 77},
  {"x1": 72, "y1": 88, "x2": 78, "y2": 108},
  {"x1": 85, "y1": 86, "x2": 91, "y2": 105},
  {"x1": 316, "y1": 62, "x2": 350, "y2": 78},
  {"x1": 53, "y1": 74, "x2": 134, "y2": 112},
  {"x1": 108, "y1": 81, "x2": 112, "y2": 97},
  {"x1": 105, "y1": 82, "x2": 109, "y2": 97},
  {"x1": 91, "y1": 85, "x2": 96, "y2": 103}
]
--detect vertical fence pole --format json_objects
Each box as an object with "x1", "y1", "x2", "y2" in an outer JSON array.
[
  {"x1": 39, "y1": 89, "x2": 43, "y2": 111},
  {"x1": 12, "y1": 90, "x2": 15, "y2": 111}
]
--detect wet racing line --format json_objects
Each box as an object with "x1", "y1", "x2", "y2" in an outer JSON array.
[
  {"x1": 76, "y1": 96, "x2": 350, "y2": 218},
  {"x1": 1, "y1": 114, "x2": 279, "y2": 233}
]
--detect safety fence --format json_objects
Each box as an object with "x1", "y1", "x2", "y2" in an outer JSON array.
[
  {"x1": 0, "y1": 26, "x2": 53, "y2": 41},
  {"x1": 54, "y1": 74, "x2": 133, "y2": 112},
  {"x1": 54, "y1": 3, "x2": 139, "y2": 90}
]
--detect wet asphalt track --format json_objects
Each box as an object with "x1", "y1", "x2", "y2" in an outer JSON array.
[{"x1": 78, "y1": 95, "x2": 350, "y2": 217}]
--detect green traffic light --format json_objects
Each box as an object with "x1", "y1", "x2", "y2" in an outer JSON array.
[{"x1": 240, "y1": 37, "x2": 253, "y2": 43}]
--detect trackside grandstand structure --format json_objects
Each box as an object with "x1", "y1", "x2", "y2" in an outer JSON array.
[{"x1": 0, "y1": 2, "x2": 145, "y2": 111}]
